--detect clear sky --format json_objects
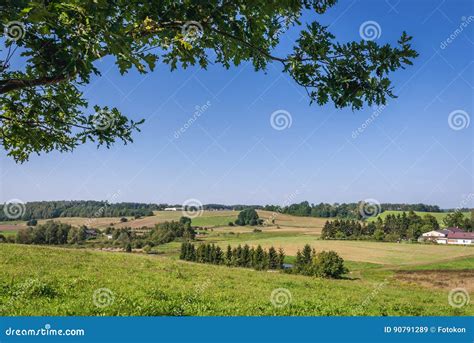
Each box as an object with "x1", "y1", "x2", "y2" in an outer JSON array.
[{"x1": 1, "y1": 0, "x2": 473, "y2": 209}]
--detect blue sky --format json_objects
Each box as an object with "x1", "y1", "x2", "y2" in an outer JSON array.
[{"x1": 1, "y1": 0, "x2": 473, "y2": 208}]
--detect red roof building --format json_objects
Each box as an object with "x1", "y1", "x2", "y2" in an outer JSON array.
[{"x1": 447, "y1": 231, "x2": 474, "y2": 245}]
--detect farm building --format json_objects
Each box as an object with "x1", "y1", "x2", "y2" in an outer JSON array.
[
  {"x1": 447, "y1": 232, "x2": 474, "y2": 245},
  {"x1": 421, "y1": 227, "x2": 473, "y2": 245},
  {"x1": 164, "y1": 207, "x2": 182, "y2": 211},
  {"x1": 421, "y1": 230, "x2": 449, "y2": 244}
]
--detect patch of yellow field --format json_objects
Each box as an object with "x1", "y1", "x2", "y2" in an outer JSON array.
[
  {"x1": 257, "y1": 210, "x2": 327, "y2": 234},
  {"x1": 35, "y1": 210, "x2": 239, "y2": 229},
  {"x1": 223, "y1": 235, "x2": 474, "y2": 266}
]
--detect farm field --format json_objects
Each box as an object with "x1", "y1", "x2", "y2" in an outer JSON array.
[
  {"x1": 0, "y1": 210, "x2": 239, "y2": 230},
  {"x1": 199, "y1": 231, "x2": 474, "y2": 266},
  {"x1": 0, "y1": 209, "x2": 327, "y2": 231},
  {"x1": 1, "y1": 244, "x2": 472, "y2": 316}
]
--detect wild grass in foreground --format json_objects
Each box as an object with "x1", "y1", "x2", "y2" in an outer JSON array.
[{"x1": 0, "y1": 244, "x2": 472, "y2": 316}]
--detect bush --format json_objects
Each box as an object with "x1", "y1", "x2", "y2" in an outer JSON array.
[
  {"x1": 120, "y1": 217, "x2": 128, "y2": 223},
  {"x1": 235, "y1": 209, "x2": 260, "y2": 226},
  {"x1": 312, "y1": 251, "x2": 348, "y2": 278}
]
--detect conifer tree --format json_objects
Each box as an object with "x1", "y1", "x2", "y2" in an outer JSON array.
[
  {"x1": 268, "y1": 246, "x2": 278, "y2": 269},
  {"x1": 277, "y1": 247, "x2": 285, "y2": 269},
  {"x1": 225, "y1": 245, "x2": 232, "y2": 266},
  {"x1": 295, "y1": 249, "x2": 303, "y2": 272},
  {"x1": 253, "y1": 245, "x2": 265, "y2": 270},
  {"x1": 302, "y1": 244, "x2": 313, "y2": 265},
  {"x1": 242, "y1": 244, "x2": 251, "y2": 267},
  {"x1": 180, "y1": 242, "x2": 187, "y2": 260},
  {"x1": 215, "y1": 246, "x2": 223, "y2": 264}
]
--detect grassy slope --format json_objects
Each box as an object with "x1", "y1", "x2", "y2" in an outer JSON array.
[{"x1": 1, "y1": 244, "x2": 472, "y2": 316}]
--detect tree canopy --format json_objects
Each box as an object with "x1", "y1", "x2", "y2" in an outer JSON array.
[{"x1": 1, "y1": 0, "x2": 417, "y2": 162}]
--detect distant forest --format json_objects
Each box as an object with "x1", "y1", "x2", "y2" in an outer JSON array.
[
  {"x1": 262, "y1": 202, "x2": 444, "y2": 219},
  {"x1": 0, "y1": 200, "x2": 465, "y2": 221},
  {"x1": 0, "y1": 201, "x2": 158, "y2": 221}
]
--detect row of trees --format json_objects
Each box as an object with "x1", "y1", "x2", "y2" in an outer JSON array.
[
  {"x1": 15, "y1": 221, "x2": 98, "y2": 245},
  {"x1": 180, "y1": 243, "x2": 285, "y2": 271},
  {"x1": 2, "y1": 200, "x2": 456, "y2": 222},
  {"x1": 180, "y1": 243, "x2": 348, "y2": 278},
  {"x1": 263, "y1": 202, "x2": 442, "y2": 219},
  {"x1": 321, "y1": 211, "x2": 441, "y2": 241},
  {"x1": 12, "y1": 217, "x2": 197, "y2": 249},
  {"x1": 103, "y1": 217, "x2": 196, "y2": 249},
  {"x1": 0, "y1": 201, "x2": 157, "y2": 221}
]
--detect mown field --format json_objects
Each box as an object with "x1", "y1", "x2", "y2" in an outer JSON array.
[
  {"x1": 200, "y1": 231, "x2": 474, "y2": 266},
  {"x1": 1, "y1": 244, "x2": 473, "y2": 316}
]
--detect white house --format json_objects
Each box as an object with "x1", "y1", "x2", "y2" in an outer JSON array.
[
  {"x1": 164, "y1": 207, "x2": 183, "y2": 211},
  {"x1": 421, "y1": 230, "x2": 449, "y2": 244}
]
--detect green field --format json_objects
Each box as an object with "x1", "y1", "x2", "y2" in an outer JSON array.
[
  {"x1": 369, "y1": 210, "x2": 471, "y2": 224},
  {"x1": 1, "y1": 244, "x2": 472, "y2": 316},
  {"x1": 192, "y1": 215, "x2": 237, "y2": 227},
  {"x1": 0, "y1": 230, "x2": 17, "y2": 237}
]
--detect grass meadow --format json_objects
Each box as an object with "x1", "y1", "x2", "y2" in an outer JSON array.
[{"x1": 1, "y1": 244, "x2": 473, "y2": 316}]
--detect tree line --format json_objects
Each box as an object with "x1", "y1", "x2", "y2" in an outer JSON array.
[
  {"x1": 180, "y1": 243, "x2": 284, "y2": 270},
  {"x1": 1, "y1": 200, "x2": 449, "y2": 222},
  {"x1": 14, "y1": 221, "x2": 98, "y2": 245},
  {"x1": 180, "y1": 243, "x2": 348, "y2": 278},
  {"x1": 262, "y1": 201, "x2": 442, "y2": 219},
  {"x1": 10, "y1": 217, "x2": 197, "y2": 251},
  {"x1": 321, "y1": 211, "x2": 458, "y2": 242},
  {"x1": 0, "y1": 201, "x2": 157, "y2": 221}
]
